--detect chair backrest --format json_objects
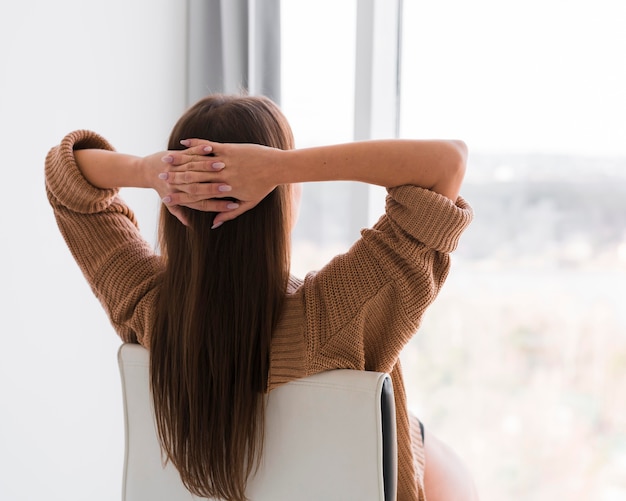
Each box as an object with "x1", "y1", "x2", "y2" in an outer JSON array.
[{"x1": 118, "y1": 343, "x2": 397, "y2": 501}]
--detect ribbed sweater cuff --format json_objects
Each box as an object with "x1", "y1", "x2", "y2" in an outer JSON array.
[
  {"x1": 45, "y1": 130, "x2": 119, "y2": 214},
  {"x1": 387, "y1": 186, "x2": 473, "y2": 253}
]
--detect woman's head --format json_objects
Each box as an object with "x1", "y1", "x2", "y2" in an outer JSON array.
[
  {"x1": 168, "y1": 94, "x2": 294, "y2": 151},
  {"x1": 151, "y1": 95, "x2": 294, "y2": 501}
]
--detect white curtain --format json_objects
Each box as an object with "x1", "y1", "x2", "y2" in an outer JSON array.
[{"x1": 187, "y1": 0, "x2": 281, "y2": 105}]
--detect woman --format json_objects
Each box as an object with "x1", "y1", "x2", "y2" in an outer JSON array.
[{"x1": 46, "y1": 94, "x2": 476, "y2": 501}]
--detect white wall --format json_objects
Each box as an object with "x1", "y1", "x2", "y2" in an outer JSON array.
[{"x1": 0, "y1": 2, "x2": 186, "y2": 500}]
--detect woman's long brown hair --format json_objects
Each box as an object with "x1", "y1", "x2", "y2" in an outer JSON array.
[{"x1": 150, "y1": 95, "x2": 294, "y2": 501}]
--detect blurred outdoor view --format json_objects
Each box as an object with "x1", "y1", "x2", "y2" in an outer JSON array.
[
  {"x1": 403, "y1": 154, "x2": 626, "y2": 500},
  {"x1": 283, "y1": 1, "x2": 626, "y2": 499}
]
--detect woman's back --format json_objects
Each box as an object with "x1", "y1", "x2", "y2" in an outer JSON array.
[{"x1": 45, "y1": 94, "x2": 473, "y2": 501}]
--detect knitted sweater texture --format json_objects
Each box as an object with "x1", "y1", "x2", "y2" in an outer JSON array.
[{"x1": 45, "y1": 130, "x2": 473, "y2": 501}]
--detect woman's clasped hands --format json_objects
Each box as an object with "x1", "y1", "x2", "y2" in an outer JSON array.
[{"x1": 155, "y1": 139, "x2": 283, "y2": 227}]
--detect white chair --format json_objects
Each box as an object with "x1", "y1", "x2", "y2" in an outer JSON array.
[{"x1": 118, "y1": 343, "x2": 397, "y2": 501}]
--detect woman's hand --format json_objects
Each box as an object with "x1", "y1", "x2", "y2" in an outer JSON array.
[
  {"x1": 141, "y1": 145, "x2": 245, "y2": 226},
  {"x1": 158, "y1": 139, "x2": 283, "y2": 227}
]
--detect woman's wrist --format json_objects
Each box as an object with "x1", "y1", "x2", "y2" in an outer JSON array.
[
  {"x1": 269, "y1": 147, "x2": 294, "y2": 186},
  {"x1": 139, "y1": 152, "x2": 167, "y2": 191}
]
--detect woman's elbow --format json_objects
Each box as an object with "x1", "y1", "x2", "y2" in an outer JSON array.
[
  {"x1": 451, "y1": 140, "x2": 468, "y2": 164},
  {"x1": 432, "y1": 140, "x2": 467, "y2": 202}
]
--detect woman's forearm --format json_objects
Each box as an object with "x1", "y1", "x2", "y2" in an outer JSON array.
[
  {"x1": 74, "y1": 149, "x2": 151, "y2": 190},
  {"x1": 74, "y1": 148, "x2": 231, "y2": 226},
  {"x1": 276, "y1": 139, "x2": 467, "y2": 201}
]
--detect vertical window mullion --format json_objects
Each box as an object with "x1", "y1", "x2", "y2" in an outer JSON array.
[{"x1": 354, "y1": 0, "x2": 403, "y2": 228}]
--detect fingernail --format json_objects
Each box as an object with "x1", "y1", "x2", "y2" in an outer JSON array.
[
  {"x1": 218, "y1": 185, "x2": 232, "y2": 192},
  {"x1": 212, "y1": 162, "x2": 225, "y2": 170},
  {"x1": 180, "y1": 139, "x2": 191, "y2": 146},
  {"x1": 203, "y1": 146, "x2": 213, "y2": 153},
  {"x1": 161, "y1": 155, "x2": 173, "y2": 163},
  {"x1": 158, "y1": 172, "x2": 168, "y2": 180},
  {"x1": 162, "y1": 196, "x2": 172, "y2": 204},
  {"x1": 211, "y1": 221, "x2": 223, "y2": 230},
  {"x1": 226, "y1": 202, "x2": 239, "y2": 209}
]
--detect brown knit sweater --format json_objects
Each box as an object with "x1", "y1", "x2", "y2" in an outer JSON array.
[{"x1": 45, "y1": 130, "x2": 473, "y2": 501}]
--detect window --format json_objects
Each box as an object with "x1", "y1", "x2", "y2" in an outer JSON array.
[
  {"x1": 282, "y1": 1, "x2": 626, "y2": 498},
  {"x1": 281, "y1": 0, "x2": 362, "y2": 276},
  {"x1": 400, "y1": 1, "x2": 626, "y2": 498}
]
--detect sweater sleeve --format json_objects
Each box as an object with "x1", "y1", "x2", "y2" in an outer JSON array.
[
  {"x1": 302, "y1": 185, "x2": 473, "y2": 374},
  {"x1": 45, "y1": 130, "x2": 163, "y2": 347}
]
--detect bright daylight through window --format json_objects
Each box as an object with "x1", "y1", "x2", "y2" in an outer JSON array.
[{"x1": 283, "y1": 1, "x2": 626, "y2": 499}]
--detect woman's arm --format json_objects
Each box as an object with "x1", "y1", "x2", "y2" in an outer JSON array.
[
  {"x1": 160, "y1": 138, "x2": 468, "y2": 225},
  {"x1": 73, "y1": 149, "x2": 151, "y2": 190},
  {"x1": 73, "y1": 148, "x2": 237, "y2": 225},
  {"x1": 276, "y1": 139, "x2": 467, "y2": 199}
]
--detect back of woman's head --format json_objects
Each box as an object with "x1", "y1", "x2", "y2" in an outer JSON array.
[
  {"x1": 151, "y1": 95, "x2": 294, "y2": 501},
  {"x1": 163, "y1": 94, "x2": 294, "y2": 240}
]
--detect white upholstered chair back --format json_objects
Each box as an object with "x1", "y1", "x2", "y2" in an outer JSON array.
[{"x1": 118, "y1": 343, "x2": 397, "y2": 501}]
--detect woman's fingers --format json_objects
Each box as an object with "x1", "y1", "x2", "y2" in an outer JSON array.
[
  {"x1": 181, "y1": 199, "x2": 240, "y2": 213},
  {"x1": 160, "y1": 139, "x2": 224, "y2": 167},
  {"x1": 162, "y1": 170, "x2": 225, "y2": 186},
  {"x1": 162, "y1": 154, "x2": 226, "y2": 171},
  {"x1": 176, "y1": 139, "x2": 219, "y2": 158},
  {"x1": 162, "y1": 189, "x2": 254, "y2": 226},
  {"x1": 161, "y1": 180, "x2": 232, "y2": 199},
  {"x1": 210, "y1": 202, "x2": 257, "y2": 227},
  {"x1": 163, "y1": 191, "x2": 238, "y2": 210},
  {"x1": 179, "y1": 138, "x2": 220, "y2": 150}
]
